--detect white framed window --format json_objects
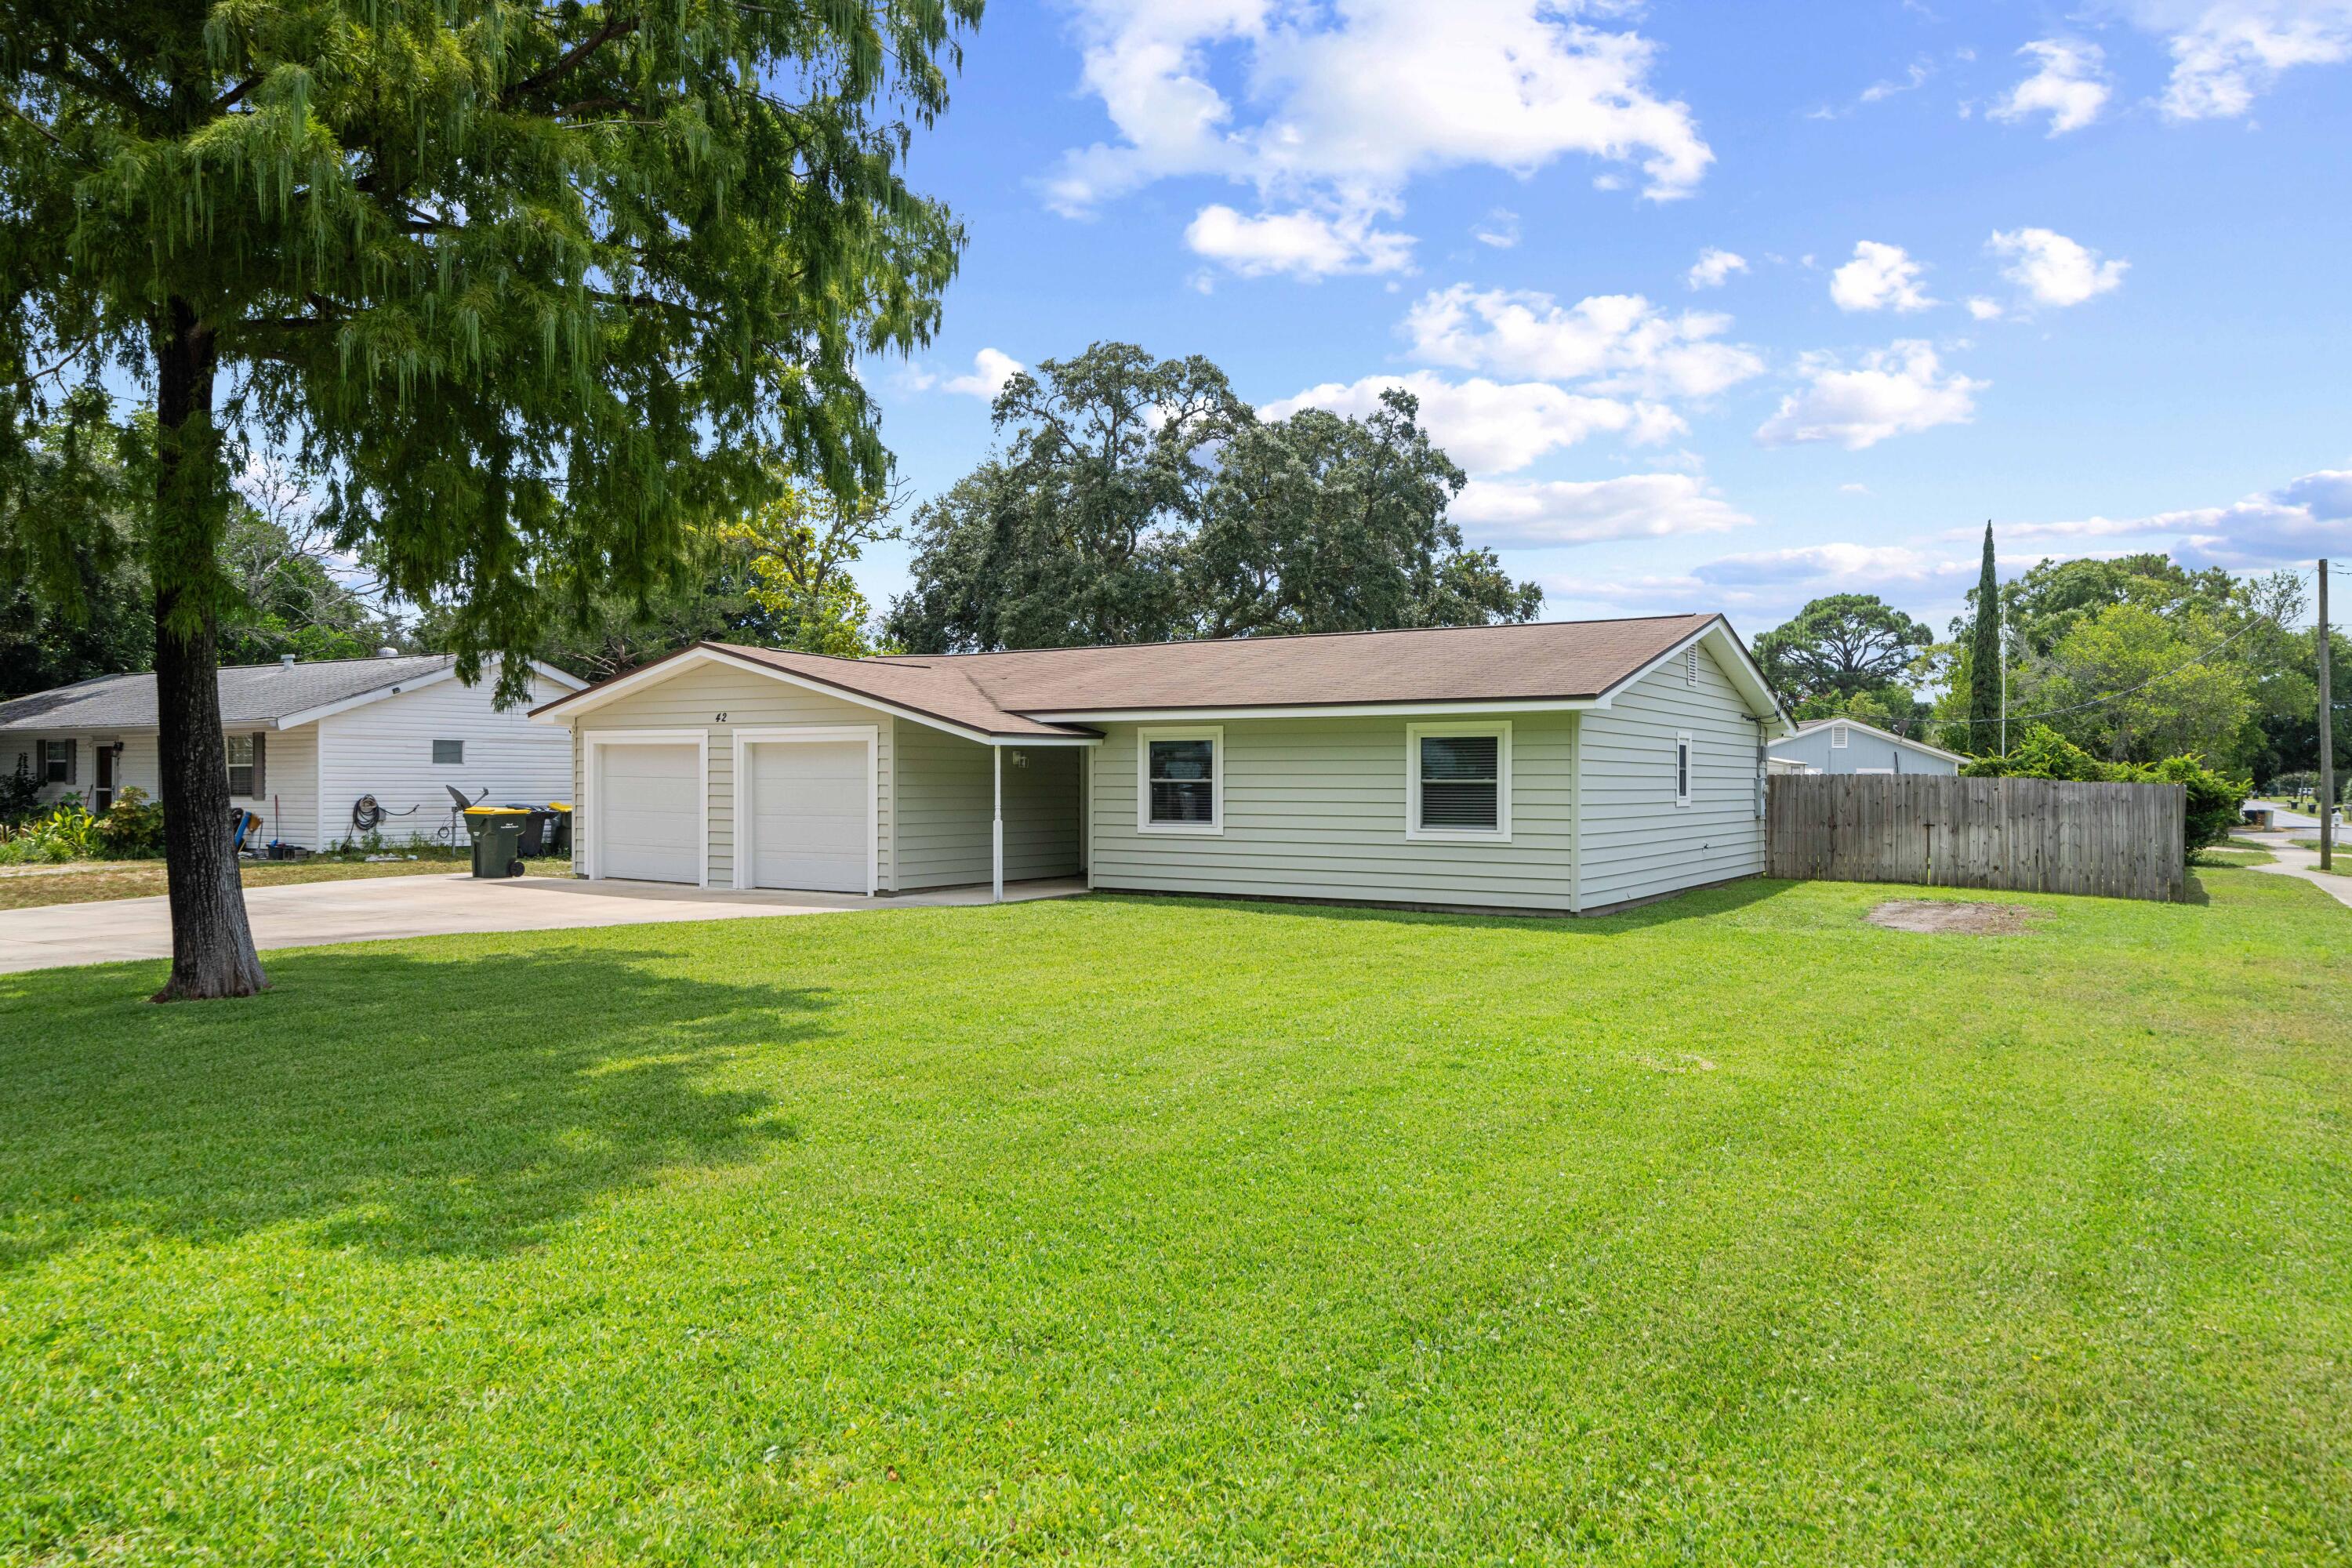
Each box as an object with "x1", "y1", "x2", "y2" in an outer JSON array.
[
  {"x1": 38, "y1": 739, "x2": 73, "y2": 785},
  {"x1": 1138, "y1": 726, "x2": 1221, "y2": 834},
  {"x1": 1675, "y1": 731, "x2": 1693, "y2": 808},
  {"x1": 1830, "y1": 720, "x2": 1849, "y2": 749},
  {"x1": 432, "y1": 739, "x2": 465, "y2": 764},
  {"x1": 224, "y1": 732, "x2": 263, "y2": 797},
  {"x1": 1406, "y1": 722, "x2": 1512, "y2": 841}
]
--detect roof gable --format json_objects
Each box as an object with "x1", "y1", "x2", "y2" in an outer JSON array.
[{"x1": 0, "y1": 655, "x2": 583, "y2": 734}]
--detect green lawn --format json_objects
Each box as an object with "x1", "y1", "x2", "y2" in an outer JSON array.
[{"x1": 4, "y1": 873, "x2": 2350, "y2": 1564}]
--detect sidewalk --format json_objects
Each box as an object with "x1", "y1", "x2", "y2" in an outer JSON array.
[{"x1": 2236, "y1": 832, "x2": 2352, "y2": 910}]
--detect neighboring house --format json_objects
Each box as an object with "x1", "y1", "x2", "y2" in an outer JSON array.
[
  {"x1": 530, "y1": 613, "x2": 1791, "y2": 916},
  {"x1": 0, "y1": 653, "x2": 586, "y2": 851},
  {"x1": 1769, "y1": 717, "x2": 1965, "y2": 777}
]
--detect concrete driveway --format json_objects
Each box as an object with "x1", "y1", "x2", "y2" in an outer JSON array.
[{"x1": 0, "y1": 873, "x2": 1086, "y2": 975}]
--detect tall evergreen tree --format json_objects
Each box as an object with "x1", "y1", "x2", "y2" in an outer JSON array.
[
  {"x1": 0, "y1": 0, "x2": 981, "y2": 998},
  {"x1": 1967, "y1": 522, "x2": 2004, "y2": 753}
]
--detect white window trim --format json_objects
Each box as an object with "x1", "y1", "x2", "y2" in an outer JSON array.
[
  {"x1": 1675, "y1": 731, "x2": 1694, "y2": 809},
  {"x1": 1137, "y1": 724, "x2": 1223, "y2": 835},
  {"x1": 729, "y1": 725, "x2": 880, "y2": 895},
  {"x1": 1405, "y1": 721, "x2": 1512, "y2": 843},
  {"x1": 1830, "y1": 720, "x2": 1849, "y2": 749},
  {"x1": 579, "y1": 729, "x2": 710, "y2": 887}
]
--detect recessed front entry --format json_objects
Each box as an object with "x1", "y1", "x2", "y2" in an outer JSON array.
[
  {"x1": 742, "y1": 739, "x2": 871, "y2": 894},
  {"x1": 595, "y1": 742, "x2": 702, "y2": 884}
]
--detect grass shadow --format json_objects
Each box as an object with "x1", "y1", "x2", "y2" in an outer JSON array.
[{"x1": 0, "y1": 944, "x2": 826, "y2": 1270}]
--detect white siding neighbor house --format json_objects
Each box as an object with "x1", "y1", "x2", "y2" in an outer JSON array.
[
  {"x1": 532, "y1": 615, "x2": 1791, "y2": 916},
  {"x1": 1768, "y1": 717, "x2": 1965, "y2": 777},
  {"x1": 0, "y1": 654, "x2": 585, "y2": 851}
]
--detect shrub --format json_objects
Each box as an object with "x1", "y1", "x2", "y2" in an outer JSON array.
[
  {"x1": 1963, "y1": 725, "x2": 2247, "y2": 855},
  {"x1": 90, "y1": 787, "x2": 167, "y2": 859},
  {"x1": 0, "y1": 758, "x2": 40, "y2": 826},
  {"x1": 0, "y1": 798, "x2": 100, "y2": 862}
]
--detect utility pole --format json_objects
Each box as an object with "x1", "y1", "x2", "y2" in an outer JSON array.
[{"x1": 2321, "y1": 559, "x2": 2334, "y2": 872}]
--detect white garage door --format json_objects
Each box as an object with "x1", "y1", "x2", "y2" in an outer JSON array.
[
  {"x1": 595, "y1": 743, "x2": 702, "y2": 884},
  {"x1": 746, "y1": 740, "x2": 869, "y2": 894}
]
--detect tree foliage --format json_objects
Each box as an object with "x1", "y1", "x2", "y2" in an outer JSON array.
[
  {"x1": 1751, "y1": 593, "x2": 1931, "y2": 728},
  {"x1": 1965, "y1": 523, "x2": 2002, "y2": 752},
  {"x1": 1, "y1": 0, "x2": 982, "y2": 995},
  {"x1": 886, "y1": 343, "x2": 1541, "y2": 652}
]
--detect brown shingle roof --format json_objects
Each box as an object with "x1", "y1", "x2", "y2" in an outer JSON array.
[
  {"x1": 907, "y1": 614, "x2": 1720, "y2": 714},
  {"x1": 537, "y1": 615, "x2": 1755, "y2": 736}
]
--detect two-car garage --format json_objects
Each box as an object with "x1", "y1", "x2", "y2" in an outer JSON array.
[
  {"x1": 583, "y1": 729, "x2": 875, "y2": 895},
  {"x1": 543, "y1": 644, "x2": 1089, "y2": 899}
]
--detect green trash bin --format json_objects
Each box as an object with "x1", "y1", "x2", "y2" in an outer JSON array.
[{"x1": 463, "y1": 808, "x2": 531, "y2": 878}]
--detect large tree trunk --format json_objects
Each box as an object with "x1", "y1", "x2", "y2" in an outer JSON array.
[{"x1": 151, "y1": 299, "x2": 267, "y2": 1003}]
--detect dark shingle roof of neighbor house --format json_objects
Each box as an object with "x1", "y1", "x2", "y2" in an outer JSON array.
[
  {"x1": 539, "y1": 614, "x2": 1761, "y2": 740},
  {"x1": 0, "y1": 654, "x2": 456, "y2": 733}
]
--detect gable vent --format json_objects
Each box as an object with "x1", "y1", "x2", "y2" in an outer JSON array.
[{"x1": 1683, "y1": 647, "x2": 1699, "y2": 685}]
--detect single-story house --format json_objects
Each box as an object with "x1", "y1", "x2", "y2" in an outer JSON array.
[
  {"x1": 1768, "y1": 717, "x2": 1965, "y2": 777},
  {"x1": 0, "y1": 653, "x2": 585, "y2": 851},
  {"x1": 528, "y1": 613, "x2": 1791, "y2": 916}
]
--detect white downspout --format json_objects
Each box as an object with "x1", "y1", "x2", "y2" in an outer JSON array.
[{"x1": 992, "y1": 744, "x2": 1004, "y2": 904}]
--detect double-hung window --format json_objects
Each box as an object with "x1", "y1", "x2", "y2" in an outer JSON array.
[
  {"x1": 1406, "y1": 723, "x2": 1510, "y2": 840},
  {"x1": 38, "y1": 739, "x2": 73, "y2": 785},
  {"x1": 225, "y1": 733, "x2": 261, "y2": 797},
  {"x1": 1139, "y1": 727, "x2": 1221, "y2": 833}
]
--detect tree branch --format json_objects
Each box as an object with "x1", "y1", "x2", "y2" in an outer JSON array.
[{"x1": 503, "y1": 15, "x2": 641, "y2": 106}]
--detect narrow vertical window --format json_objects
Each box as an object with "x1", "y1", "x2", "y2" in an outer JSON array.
[
  {"x1": 225, "y1": 734, "x2": 256, "y2": 797},
  {"x1": 1675, "y1": 733, "x2": 1693, "y2": 808}
]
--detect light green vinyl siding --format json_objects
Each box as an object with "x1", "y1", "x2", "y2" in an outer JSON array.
[
  {"x1": 568, "y1": 666, "x2": 894, "y2": 889},
  {"x1": 1574, "y1": 641, "x2": 1766, "y2": 910},
  {"x1": 1087, "y1": 712, "x2": 1581, "y2": 912},
  {"x1": 894, "y1": 726, "x2": 1082, "y2": 890}
]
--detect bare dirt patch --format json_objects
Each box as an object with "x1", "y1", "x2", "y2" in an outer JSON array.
[{"x1": 1866, "y1": 900, "x2": 2038, "y2": 936}]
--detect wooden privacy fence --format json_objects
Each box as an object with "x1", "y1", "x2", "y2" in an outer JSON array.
[{"x1": 1767, "y1": 774, "x2": 2187, "y2": 902}]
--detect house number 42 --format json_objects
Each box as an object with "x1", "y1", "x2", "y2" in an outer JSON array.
[{"x1": 713, "y1": 712, "x2": 728, "y2": 723}]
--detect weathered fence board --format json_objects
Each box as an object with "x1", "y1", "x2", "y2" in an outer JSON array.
[{"x1": 1766, "y1": 775, "x2": 2186, "y2": 902}]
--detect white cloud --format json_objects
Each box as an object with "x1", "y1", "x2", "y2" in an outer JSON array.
[
  {"x1": 1990, "y1": 38, "x2": 2114, "y2": 134},
  {"x1": 2122, "y1": 1, "x2": 2352, "y2": 120},
  {"x1": 1045, "y1": 0, "x2": 1715, "y2": 263},
  {"x1": 1401, "y1": 284, "x2": 1766, "y2": 400},
  {"x1": 2003, "y1": 468, "x2": 2352, "y2": 568},
  {"x1": 1185, "y1": 202, "x2": 1415, "y2": 278},
  {"x1": 1838, "y1": 482, "x2": 1875, "y2": 496},
  {"x1": 1988, "y1": 227, "x2": 2128, "y2": 307},
  {"x1": 1830, "y1": 241, "x2": 1935, "y2": 313},
  {"x1": 1686, "y1": 248, "x2": 1749, "y2": 290},
  {"x1": 1546, "y1": 541, "x2": 1984, "y2": 621},
  {"x1": 1452, "y1": 474, "x2": 1754, "y2": 546},
  {"x1": 1263, "y1": 372, "x2": 1681, "y2": 475},
  {"x1": 909, "y1": 347, "x2": 1025, "y2": 400},
  {"x1": 1755, "y1": 341, "x2": 1984, "y2": 450},
  {"x1": 1473, "y1": 208, "x2": 1521, "y2": 249},
  {"x1": 1966, "y1": 296, "x2": 2006, "y2": 321},
  {"x1": 1861, "y1": 60, "x2": 1935, "y2": 103}
]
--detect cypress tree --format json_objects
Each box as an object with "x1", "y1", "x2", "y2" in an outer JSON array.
[
  {"x1": 1967, "y1": 521, "x2": 2004, "y2": 753},
  {"x1": 0, "y1": 0, "x2": 982, "y2": 998}
]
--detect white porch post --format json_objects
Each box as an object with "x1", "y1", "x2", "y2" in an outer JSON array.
[{"x1": 992, "y1": 744, "x2": 1004, "y2": 903}]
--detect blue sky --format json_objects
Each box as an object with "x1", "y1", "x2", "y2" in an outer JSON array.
[{"x1": 857, "y1": 0, "x2": 2352, "y2": 637}]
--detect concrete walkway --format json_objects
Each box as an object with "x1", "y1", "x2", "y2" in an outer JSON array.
[
  {"x1": 0, "y1": 873, "x2": 1087, "y2": 975},
  {"x1": 2235, "y1": 832, "x2": 2352, "y2": 910}
]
